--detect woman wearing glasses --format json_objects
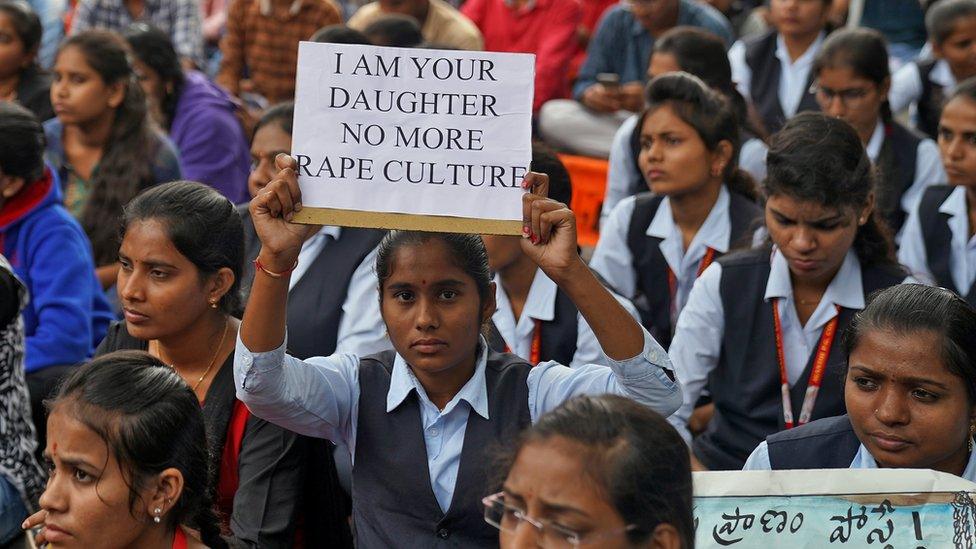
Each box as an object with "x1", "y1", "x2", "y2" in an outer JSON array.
[
  {"x1": 811, "y1": 28, "x2": 944, "y2": 239},
  {"x1": 486, "y1": 394, "x2": 693, "y2": 548}
]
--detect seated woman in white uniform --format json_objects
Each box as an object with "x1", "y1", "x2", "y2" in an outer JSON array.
[{"x1": 745, "y1": 284, "x2": 976, "y2": 481}]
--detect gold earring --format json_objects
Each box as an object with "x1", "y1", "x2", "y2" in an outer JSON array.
[{"x1": 209, "y1": 299, "x2": 218, "y2": 309}]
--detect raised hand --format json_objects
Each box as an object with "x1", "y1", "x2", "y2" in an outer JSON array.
[
  {"x1": 249, "y1": 153, "x2": 320, "y2": 270},
  {"x1": 519, "y1": 172, "x2": 585, "y2": 283},
  {"x1": 22, "y1": 509, "x2": 48, "y2": 545}
]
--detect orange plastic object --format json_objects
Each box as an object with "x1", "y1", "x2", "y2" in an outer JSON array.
[{"x1": 558, "y1": 154, "x2": 608, "y2": 247}]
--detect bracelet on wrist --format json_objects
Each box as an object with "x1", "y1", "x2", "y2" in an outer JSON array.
[{"x1": 253, "y1": 258, "x2": 298, "y2": 279}]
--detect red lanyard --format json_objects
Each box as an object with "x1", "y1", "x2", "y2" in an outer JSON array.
[
  {"x1": 667, "y1": 247, "x2": 717, "y2": 323},
  {"x1": 172, "y1": 528, "x2": 188, "y2": 549},
  {"x1": 772, "y1": 299, "x2": 840, "y2": 429},
  {"x1": 503, "y1": 318, "x2": 542, "y2": 365}
]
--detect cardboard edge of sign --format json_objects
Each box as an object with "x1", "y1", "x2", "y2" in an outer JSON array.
[{"x1": 293, "y1": 207, "x2": 524, "y2": 236}]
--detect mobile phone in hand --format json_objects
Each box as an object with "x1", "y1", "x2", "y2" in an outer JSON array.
[{"x1": 596, "y1": 72, "x2": 620, "y2": 91}]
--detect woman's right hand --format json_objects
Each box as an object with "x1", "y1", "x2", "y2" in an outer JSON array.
[
  {"x1": 22, "y1": 509, "x2": 48, "y2": 545},
  {"x1": 249, "y1": 154, "x2": 319, "y2": 270}
]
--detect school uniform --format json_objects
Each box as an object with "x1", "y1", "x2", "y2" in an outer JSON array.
[
  {"x1": 591, "y1": 185, "x2": 763, "y2": 349},
  {"x1": 240, "y1": 206, "x2": 389, "y2": 359},
  {"x1": 728, "y1": 31, "x2": 824, "y2": 135},
  {"x1": 486, "y1": 269, "x2": 641, "y2": 366},
  {"x1": 233, "y1": 329, "x2": 679, "y2": 548},
  {"x1": 890, "y1": 58, "x2": 957, "y2": 139},
  {"x1": 668, "y1": 247, "x2": 909, "y2": 470},
  {"x1": 899, "y1": 185, "x2": 976, "y2": 305},
  {"x1": 744, "y1": 414, "x2": 976, "y2": 481},
  {"x1": 601, "y1": 114, "x2": 768, "y2": 225},
  {"x1": 864, "y1": 120, "x2": 945, "y2": 238}
]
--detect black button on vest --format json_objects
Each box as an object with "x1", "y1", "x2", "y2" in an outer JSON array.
[
  {"x1": 352, "y1": 349, "x2": 532, "y2": 548},
  {"x1": 744, "y1": 31, "x2": 820, "y2": 135}
]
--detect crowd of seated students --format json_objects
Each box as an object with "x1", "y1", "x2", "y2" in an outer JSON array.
[{"x1": 6, "y1": 0, "x2": 976, "y2": 547}]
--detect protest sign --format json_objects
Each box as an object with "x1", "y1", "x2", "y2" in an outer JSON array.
[
  {"x1": 290, "y1": 42, "x2": 534, "y2": 234},
  {"x1": 693, "y1": 469, "x2": 976, "y2": 548}
]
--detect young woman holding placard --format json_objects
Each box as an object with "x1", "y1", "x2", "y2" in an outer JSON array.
[{"x1": 234, "y1": 154, "x2": 680, "y2": 547}]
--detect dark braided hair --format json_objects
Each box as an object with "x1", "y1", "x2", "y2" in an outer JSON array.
[{"x1": 47, "y1": 351, "x2": 227, "y2": 548}]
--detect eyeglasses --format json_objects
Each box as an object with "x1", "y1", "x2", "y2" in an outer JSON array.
[
  {"x1": 809, "y1": 83, "x2": 874, "y2": 107},
  {"x1": 482, "y1": 492, "x2": 639, "y2": 547}
]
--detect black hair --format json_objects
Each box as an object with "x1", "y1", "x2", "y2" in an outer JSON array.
[
  {"x1": 503, "y1": 395, "x2": 694, "y2": 547},
  {"x1": 946, "y1": 75, "x2": 976, "y2": 106},
  {"x1": 813, "y1": 28, "x2": 893, "y2": 123},
  {"x1": 0, "y1": 0, "x2": 41, "y2": 64},
  {"x1": 253, "y1": 101, "x2": 294, "y2": 140},
  {"x1": 57, "y1": 30, "x2": 160, "y2": 267},
  {"x1": 763, "y1": 112, "x2": 897, "y2": 267},
  {"x1": 651, "y1": 26, "x2": 766, "y2": 141},
  {"x1": 637, "y1": 72, "x2": 758, "y2": 201},
  {"x1": 844, "y1": 284, "x2": 976, "y2": 404},
  {"x1": 122, "y1": 23, "x2": 185, "y2": 130},
  {"x1": 310, "y1": 24, "x2": 373, "y2": 44},
  {"x1": 362, "y1": 14, "x2": 424, "y2": 48},
  {"x1": 0, "y1": 101, "x2": 45, "y2": 182},
  {"x1": 530, "y1": 141, "x2": 572, "y2": 208},
  {"x1": 375, "y1": 231, "x2": 491, "y2": 304},
  {"x1": 121, "y1": 181, "x2": 244, "y2": 314},
  {"x1": 46, "y1": 351, "x2": 226, "y2": 548},
  {"x1": 926, "y1": 0, "x2": 976, "y2": 45}
]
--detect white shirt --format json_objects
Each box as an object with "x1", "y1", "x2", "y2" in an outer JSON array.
[
  {"x1": 591, "y1": 185, "x2": 735, "y2": 319},
  {"x1": 289, "y1": 226, "x2": 389, "y2": 356},
  {"x1": 491, "y1": 269, "x2": 642, "y2": 367},
  {"x1": 667, "y1": 248, "x2": 911, "y2": 443},
  {"x1": 890, "y1": 58, "x2": 957, "y2": 121},
  {"x1": 862, "y1": 121, "x2": 946, "y2": 242},
  {"x1": 900, "y1": 185, "x2": 976, "y2": 294},
  {"x1": 234, "y1": 330, "x2": 680, "y2": 512},
  {"x1": 601, "y1": 115, "x2": 767, "y2": 227},
  {"x1": 729, "y1": 32, "x2": 825, "y2": 118},
  {"x1": 745, "y1": 437, "x2": 976, "y2": 482}
]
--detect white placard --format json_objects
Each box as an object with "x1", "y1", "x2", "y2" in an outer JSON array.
[{"x1": 292, "y1": 42, "x2": 534, "y2": 231}]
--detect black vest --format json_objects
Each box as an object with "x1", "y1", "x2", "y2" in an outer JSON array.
[
  {"x1": 352, "y1": 350, "x2": 532, "y2": 548},
  {"x1": 916, "y1": 59, "x2": 944, "y2": 140},
  {"x1": 624, "y1": 191, "x2": 762, "y2": 349},
  {"x1": 744, "y1": 31, "x2": 821, "y2": 135},
  {"x1": 486, "y1": 287, "x2": 579, "y2": 365},
  {"x1": 692, "y1": 249, "x2": 905, "y2": 470},
  {"x1": 919, "y1": 185, "x2": 976, "y2": 306},
  {"x1": 239, "y1": 206, "x2": 386, "y2": 359},
  {"x1": 766, "y1": 415, "x2": 861, "y2": 470},
  {"x1": 875, "y1": 122, "x2": 923, "y2": 235}
]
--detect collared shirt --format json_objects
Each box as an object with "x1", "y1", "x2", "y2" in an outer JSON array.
[
  {"x1": 350, "y1": 0, "x2": 484, "y2": 50},
  {"x1": 728, "y1": 31, "x2": 825, "y2": 118},
  {"x1": 216, "y1": 0, "x2": 341, "y2": 103},
  {"x1": 591, "y1": 185, "x2": 734, "y2": 317},
  {"x1": 900, "y1": 186, "x2": 976, "y2": 294},
  {"x1": 491, "y1": 269, "x2": 641, "y2": 367},
  {"x1": 291, "y1": 226, "x2": 388, "y2": 356},
  {"x1": 234, "y1": 330, "x2": 679, "y2": 512},
  {"x1": 744, "y1": 438, "x2": 976, "y2": 482},
  {"x1": 71, "y1": 0, "x2": 204, "y2": 66},
  {"x1": 667, "y1": 248, "x2": 912, "y2": 443},
  {"x1": 572, "y1": 0, "x2": 733, "y2": 99},
  {"x1": 890, "y1": 58, "x2": 957, "y2": 115},
  {"x1": 863, "y1": 121, "x2": 945, "y2": 242},
  {"x1": 602, "y1": 115, "x2": 767, "y2": 226}
]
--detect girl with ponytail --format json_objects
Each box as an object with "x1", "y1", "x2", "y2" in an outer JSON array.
[
  {"x1": 668, "y1": 112, "x2": 912, "y2": 471},
  {"x1": 22, "y1": 351, "x2": 225, "y2": 548},
  {"x1": 591, "y1": 72, "x2": 763, "y2": 350},
  {"x1": 45, "y1": 30, "x2": 182, "y2": 289},
  {"x1": 812, "y1": 27, "x2": 944, "y2": 238}
]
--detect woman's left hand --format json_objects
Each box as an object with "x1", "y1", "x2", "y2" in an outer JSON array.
[
  {"x1": 519, "y1": 172, "x2": 584, "y2": 283},
  {"x1": 22, "y1": 509, "x2": 48, "y2": 545}
]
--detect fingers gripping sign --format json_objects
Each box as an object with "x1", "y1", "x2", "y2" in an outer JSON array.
[
  {"x1": 519, "y1": 172, "x2": 582, "y2": 279},
  {"x1": 250, "y1": 154, "x2": 321, "y2": 270}
]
